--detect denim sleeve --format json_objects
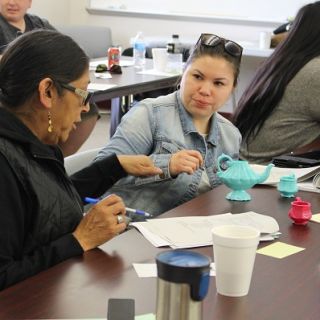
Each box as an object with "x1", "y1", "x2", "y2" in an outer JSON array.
[{"x1": 95, "y1": 103, "x2": 173, "y2": 182}]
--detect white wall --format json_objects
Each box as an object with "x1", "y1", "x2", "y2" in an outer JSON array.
[
  {"x1": 85, "y1": 0, "x2": 309, "y2": 48},
  {"x1": 85, "y1": 14, "x2": 272, "y2": 49},
  {"x1": 28, "y1": 0, "x2": 281, "y2": 49},
  {"x1": 69, "y1": 0, "x2": 90, "y2": 25},
  {"x1": 28, "y1": 0, "x2": 298, "y2": 49},
  {"x1": 90, "y1": 0, "x2": 308, "y2": 23},
  {"x1": 29, "y1": 0, "x2": 70, "y2": 25}
]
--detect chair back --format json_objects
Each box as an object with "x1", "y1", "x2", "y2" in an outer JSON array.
[
  {"x1": 64, "y1": 148, "x2": 101, "y2": 175},
  {"x1": 56, "y1": 25, "x2": 112, "y2": 58}
]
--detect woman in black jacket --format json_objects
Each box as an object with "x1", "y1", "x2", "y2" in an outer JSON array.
[{"x1": 0, "y1": 29, "x2": 161, "y2": 290}]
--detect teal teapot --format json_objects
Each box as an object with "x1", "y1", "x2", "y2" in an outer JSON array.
[{"x1": 217, "y1": 154, "x2": 274, "y2": 201}]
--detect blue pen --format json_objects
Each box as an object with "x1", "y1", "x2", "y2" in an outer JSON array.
[{"x1": 84, "y1": 197, "x2": 152, "y2": 217}]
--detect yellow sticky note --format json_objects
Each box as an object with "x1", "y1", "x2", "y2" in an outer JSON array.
[
  {"x1": 310, "y1": 213, "x2": 320, "y2": 223},
  {"x1": 257, "y1": 241, "x2": 305, "y2": 259}
]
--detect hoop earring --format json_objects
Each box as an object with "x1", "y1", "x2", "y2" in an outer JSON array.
[{"x1": 47, "y1": 112, "x2": 53, "y2": 133}]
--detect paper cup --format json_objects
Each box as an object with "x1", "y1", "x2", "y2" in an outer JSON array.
[
  {"x1": 166, "y1": 53, "x2": 183, "y2": 74},
  {"x1": 259, "y1": 31, "x2": 271, "y2": 49},
  {"x1": 152, "y1": 48, "x2": 168, "y2": 72},
  {"x1": 212, "y1": 225, "x2": 260, "y2": 297}
]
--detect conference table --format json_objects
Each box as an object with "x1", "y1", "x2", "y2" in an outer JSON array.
[
  {"x1": 90, "y1": 58, "x2": 179, "y2": 102},
  {"x1": 89, "y1": 58, "x2": 180, "y2": 136},
  {"x1": 1, "y1": 185, "x2": 320, "y2": 319}
]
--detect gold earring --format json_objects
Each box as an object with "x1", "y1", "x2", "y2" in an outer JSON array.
[{"x1": 48, "y1": 112, "x2": 53, "y2": 133}]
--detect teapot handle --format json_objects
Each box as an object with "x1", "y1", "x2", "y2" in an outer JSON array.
[{"x1": 217, "y1": 154, "x2": 233, "y2": 172}]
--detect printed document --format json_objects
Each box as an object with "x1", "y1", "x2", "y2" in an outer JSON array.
[
  {"x1": 250, "y1": 164, "x2": 320, "y2": 193},
  {"x1": 132, "y1": 211, "x2": 279, "y2": 249}
]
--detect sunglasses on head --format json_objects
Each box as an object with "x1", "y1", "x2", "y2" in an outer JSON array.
[
  {"x1": 196, "y1": 33, "x2": 243, "y2": 58},
  {"x1": 60, "y1": 83, "x2": 93, "y2": 106}
]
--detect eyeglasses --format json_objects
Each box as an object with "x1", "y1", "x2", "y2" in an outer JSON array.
[
  {"x1": 196, "y1": 33, "x2": 243, "y2": 58},
  {"x1": 60, "y1": 83, "x2": 93, "y2": 106}
]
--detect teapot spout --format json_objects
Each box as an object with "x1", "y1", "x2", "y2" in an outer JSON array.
[{"x1": 256, "y1": 163, "x2": 274, "y2": 184}]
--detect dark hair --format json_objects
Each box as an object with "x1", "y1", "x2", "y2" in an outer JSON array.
[
  {"x1": 233, "y1": 1, "x2": 320, "y2": 141},
  {"x1": 0, "y1": 29, "x2": 89, "y2": 108},
  {"x1": 184, "y1": 35, "x2": 242, "y2": 86}
]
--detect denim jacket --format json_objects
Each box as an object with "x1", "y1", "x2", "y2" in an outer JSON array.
[{"x1": 96, "y1": 91, "x2": 241, "y2": 217}]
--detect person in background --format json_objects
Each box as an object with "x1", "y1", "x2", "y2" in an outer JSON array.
[
  {"x1": 0, "y1": 0, "x2": 54, "y2": 53},
  {"x1": 95, "y1": 33, "x2": 242, "y2": 217},
  {"x1": 0, "y1": 0, "x2": 99, "y2": 157},
  {"x1": 233, "y1": 1, "x2": 320, "y2": 165},
  {"x1": 0, "y1": 29, "x2": 162, "y2": 290}
]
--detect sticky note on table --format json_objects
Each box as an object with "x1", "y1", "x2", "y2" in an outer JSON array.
[
  {"x1": 310, "y1": 213, "x2": 320, "y2": 223},
  {"x1": 257, "y1": 241, "x2": 305, "y2": 259}
]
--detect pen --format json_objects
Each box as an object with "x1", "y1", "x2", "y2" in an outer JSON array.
[{"x1": 84, "y1": 197, "x2": 152, "y2": 217}]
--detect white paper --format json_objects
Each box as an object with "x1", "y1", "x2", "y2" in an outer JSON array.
[
  {"x1": 131, "y1": 222, "x2": 170, "y2": 247},
  {"x1": 297, "y1": 181, "x2": 320, "y2": 193},
  {"x1": 89, "y1": 59, "x2": 134, "y2": 70},
  {"x1": 94, "y1": 72, "x2": 112, "y2": 79},
  {"x1": 250, "y1": 164, "x2": 320, "y2": 185},
  {"x1": 133, "y1": 263, "x2": 216, "y2": 278},
  {"x1": 88, "y1": 83, "x2": 117, "y2": 91},
  {"x1": 132, "y1": 212, "x2": 279, "y2": 249}
]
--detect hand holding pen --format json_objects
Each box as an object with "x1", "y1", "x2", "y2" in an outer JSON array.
[
  {"x1": 73, "y1": 194, "x2": 127, "y2": 251},
  {"x1": 84, "y1": 197, "x2": 153, "y2": 218}
]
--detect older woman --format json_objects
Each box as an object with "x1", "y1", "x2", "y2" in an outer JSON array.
[
  {"x1": 0, "y1": 29, "x2": 161, "y2": 290},
  {"x1": 96, "y1": 33, "x2": 242, "y2": 217}
]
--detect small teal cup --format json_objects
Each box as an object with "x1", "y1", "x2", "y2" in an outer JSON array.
[{"x1": 277, "y1": 174, "x2": 298, "y2": 198}]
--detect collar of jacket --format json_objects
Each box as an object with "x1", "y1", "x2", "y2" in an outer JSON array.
[{"x1": 0, "y1": 107, "x2": 63, "y2": 162}]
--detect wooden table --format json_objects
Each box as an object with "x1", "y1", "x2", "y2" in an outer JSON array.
[{"x1": 1, "y1": 185, "x2": 320, "y2": 319}]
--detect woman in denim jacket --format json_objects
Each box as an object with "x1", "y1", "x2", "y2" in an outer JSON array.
[{"x1": 96, "y1": 33, "x2": 242, "y2": 217}]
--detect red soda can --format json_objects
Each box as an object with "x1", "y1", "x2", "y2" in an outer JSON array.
[{"x1": 108, "y1": 47, "x2": 120, "y2": 68}]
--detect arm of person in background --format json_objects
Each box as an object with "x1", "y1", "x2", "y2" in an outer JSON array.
[
  {"x1": 95, "y1": 102, "x2": 203, "y2": 182},
  {"x1": 70, "y1": 153, "x2": 162, "y2": 199}
]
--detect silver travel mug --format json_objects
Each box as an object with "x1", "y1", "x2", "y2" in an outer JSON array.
[{"x1": 156, "y1": 250, "x2": 210, "y2": 320}]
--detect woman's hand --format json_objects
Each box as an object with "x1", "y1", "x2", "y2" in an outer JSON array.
[
  {"x1": 169, "y1": 150, "x2": 203, "y2": 176},
  {"x1": 117, "y1": 155, "x2": 162, "y2": 176},
  {"x1": 73, "y1": 194, "x2": 127, "y2": 251}
]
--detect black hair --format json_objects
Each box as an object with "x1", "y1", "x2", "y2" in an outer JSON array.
[
  {"x1": 233, "y1": 1, "x2": 320, "y2": 141},
  {"x1": 184, "y1": 35, "x2": 242, "y2": 86},
  {"x1": 0, "y1": 29, "x2": 89, "y2": 108}
]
